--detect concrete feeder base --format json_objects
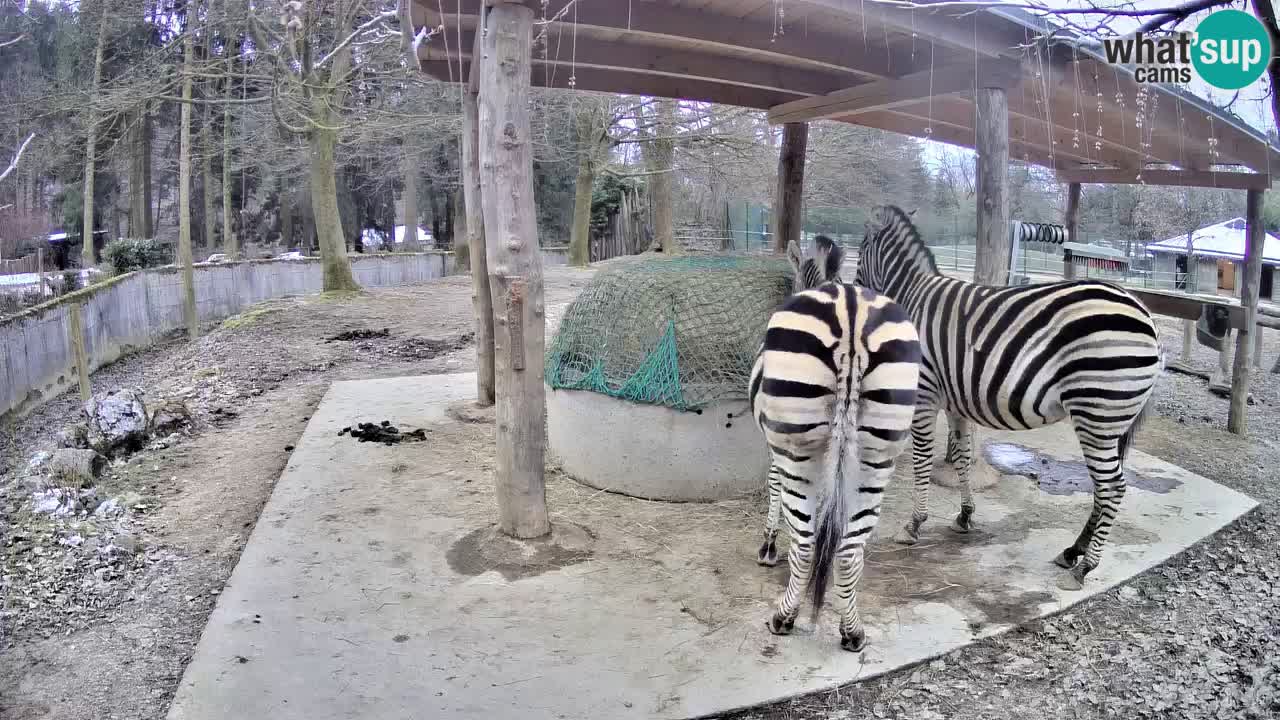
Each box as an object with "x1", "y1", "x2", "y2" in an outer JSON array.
[{"x1": 546, "y1": 385, "x2": 768, "y2": 501}]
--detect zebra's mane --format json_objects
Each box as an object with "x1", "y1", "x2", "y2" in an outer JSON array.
[{"x1": 871, "y1": 205, "x2": 941, "y2": 277}]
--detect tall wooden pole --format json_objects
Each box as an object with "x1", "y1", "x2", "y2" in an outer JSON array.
[
  {"x1": 462, "y1": 29, "x2": 495, "y2": 407},
  {"x1": 1062, "y1": 182, "x2": 1081, "y2": 280},
  {"x1": 773, "y1": 122, "x2": 808, "y2": 253},
  {"x1": 178, "y1": 15, "x2": 199, "y2": 340},
  {"x1": 973, "y1": 88, "x2": 1010, "y2": 286},
  {"x1": 67, "y1": 303, "x2": 92, "y2": 402},
  {"x1": 1228, "y1": 188, "x2": 1265, "y2": 434},
  {"x1": 479, "y1": 1, "x2": 550, "y2": 539}
]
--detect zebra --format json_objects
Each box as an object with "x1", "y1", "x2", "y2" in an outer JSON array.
[
  {"x1": 747, "y1": 236, "x2": 922, "y2": 651},
  {"x1": 852, "y1": 205, "x2": 1163, "y2": 589}
]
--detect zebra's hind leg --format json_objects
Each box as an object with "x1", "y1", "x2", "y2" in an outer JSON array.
[
  {"x1": 837, "y1": 434, "x2": 901, "y2": 652},
  {"x1": 757, "y1": 462, "x2": 783, "y2": 566},
  {"x1": 894, "y1": 405, "x2": 938, "y2": 545},
  {"x1": 767, "y1": 455, "x2": 819, "y2": 635},
  {"x1": 947, "y1": 415, "x2": 977, "y2": 534},
  {"x1": 1056, "y1": 431, "x2": 1127, "y2": 590}
]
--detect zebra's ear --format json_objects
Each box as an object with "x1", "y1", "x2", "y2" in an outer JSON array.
[
  {"x1": 824, "y1": 243, "x2": 845, "y2": 281},
  {"x1": 907, "y1": 208, "x2": 918, "y2": 218},
  {"x1": 785, "y1": 240, "x2": 803, "y2": 274}
]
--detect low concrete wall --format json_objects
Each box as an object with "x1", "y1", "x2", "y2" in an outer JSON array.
[
  {"x1": 541, "y1": 247, "x2": 570, "y2": 267},
  {"x1": 546, "y1": 385, "x2": 769, "y2": 501},
  {"x1": 1, "y1": 253, "x2": 453, "y2": 418}
]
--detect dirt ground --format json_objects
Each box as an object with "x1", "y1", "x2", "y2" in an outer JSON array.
[{"x1": 2, "y1": 266, "x2": 1279, "y2": 720}]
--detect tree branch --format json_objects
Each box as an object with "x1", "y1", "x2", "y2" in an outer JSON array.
[
  {"x1": 0, "y1": 133, "x2": 35, "y2": 184},
  {"x1": 0, "y1": 33, "x2": 26, "y2": 50}
]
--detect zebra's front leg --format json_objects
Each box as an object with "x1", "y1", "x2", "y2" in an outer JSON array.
[
  {"x1": 947, "y1": 415, "x2": 977, "y2": 534},
  {"x1": 757, "y1": 462, "x2": 783, "y2": 566},
  {"x1": 893, "y1": 405, "x2": 938, "y2": 545}
]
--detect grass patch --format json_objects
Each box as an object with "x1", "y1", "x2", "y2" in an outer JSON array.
[{"x1": 220, "y1": 307, "x2": 277, "y2": 330}]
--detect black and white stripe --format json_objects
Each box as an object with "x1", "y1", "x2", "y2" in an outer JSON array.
[
  {"x1": 854, "y1": 205, "x2": 1163, "y2": 588},
  {"x1": 748, "y1": 237, "x2": 921, "y2": 652}
]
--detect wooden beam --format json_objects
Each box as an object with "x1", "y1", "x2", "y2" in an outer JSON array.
[
  {"x1": 1056, "y1": 168, "x2": 1273, "y2": 191},
  {"x1": 462, "y1": 65, "x2": 494, "y2": 406},
  {"x1": 804, "y1": 0, "x2": 1019, "y2": 57},
  {"x1": 851, "y1": 109, "x2": 1070, "y2": 171},
  {"x1": 1125, "y1": 287, "x2": 1247, "y2": 328},
  {"x1": 416, "y1": 1, "x2": 918, "y2": 81},
  {"x1": 767, "y1": 58, "x2": 1020, "y2": 125},
  {"x1": 773, "y1": 123, "x2": 808, "y2": 253},
  {"x1": 422, "y1": 60, "x2": 803, "y2": 110},
  {"x1": 431, "y1": 30, "x2": 863, "y2": 98},
  {"x1": 1228, "y1": 188, "x2": 1266, "y2": 435},
  {"x1": 1063, "y1": 182, "x2": 1081, "y2": 280},
  {"x1": 478, "y1": 2, "x2": 550, "y2": 539},
  {"x1": 974, "y1": 87, "x2": 1011, "y2": 286}
]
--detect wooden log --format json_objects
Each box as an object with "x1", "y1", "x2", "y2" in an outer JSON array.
[
  {"x1": 37, "y1": 247, "x2": 46, "y2": 297},
  {"x1": 478, "y1": 1, "x2": 550, "y2": 539},
  {"x1": 1254, "y1": 324, "x2": 1264, "y2": 370},
  {"x1": 67, "y1": 303, "x2": 91, "y2": 402},
  {"x1": 462, "y1": 40, "x2": 495, "y2": 407},
  {"x1": 973, "y1": 87, "x2": 1010, "y2": 287},
  {"x1": 1063, "y1": 182, "x2": 1080, "y2": 281},
  {"x1": 1228, "y1": 188, "x2": 1266, "y2": 435},
  {"x1": 772, "y1": 122, "x2": 808, "y2": 253}
]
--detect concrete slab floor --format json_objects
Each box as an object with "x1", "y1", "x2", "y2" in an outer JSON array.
[{"x1": 166, "y1": 373, "x2": 1257, "y2": 720}]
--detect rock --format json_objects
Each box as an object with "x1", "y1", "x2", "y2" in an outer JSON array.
[
  {"x1": 26, "y1": 451, "x2": 52, "y2": 475},
  {"x1": 112, "y1": 533, "x2": 141, "y2": 555},
  {"x1": 148, "y1": 399, "x2": 192, "y2": 437},
  {"x1": 84, "y1": 390, "x2": 150, "y2": 456},
  {"x1": 46, "y1": 449, "x2": 108, "y2": 487},
  {"x1": 32, "y1": 487, "x2": 97, "y2": 517},
  {"x1": 93, "y1": 498, "x2": 123, "y2": 518},
  {"x1": 56, "y1": 423, "x2": 91, "y2": 449}
]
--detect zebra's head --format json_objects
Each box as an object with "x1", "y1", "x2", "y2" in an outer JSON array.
[
  {"x1": 786, "y1": 235, "x2": 845, "y2": 291},
  {"x1": 854, "y1": 205, "x2": 938, "y2": 293}
]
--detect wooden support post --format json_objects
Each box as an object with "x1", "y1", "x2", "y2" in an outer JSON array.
[
  {"x1": 973, "y1": 87, "x2": 1010, "y2": 286},
  {"x1": 1228, "y1": 188, "x2": 1265, "y2": 434},
  {"x1": 37, "y1": 247, "x2": 46, "y2": 297},
  {"x1": 67, "y1": 303, "x2": 91, "y2": 402},
  {"x1": 462, "y1": 37, "x2": 495, "y2": 407},
  {"x1": 773, "y1": 122, "x2": 808, "y2": 253},
  {"x1": 1063, "y1": 182, "x2": 1080, "y2": 280},
  {"x1": 1254, "y1": 324, "x2": 1264, "y2": 369},
  {"x1": 478, "y1": 1, "x2": 550, "y2": 539}
]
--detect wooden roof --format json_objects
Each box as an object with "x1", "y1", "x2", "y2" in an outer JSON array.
[{"x1": 412, "y1": 0, "x2": 1280, "y2": 181}]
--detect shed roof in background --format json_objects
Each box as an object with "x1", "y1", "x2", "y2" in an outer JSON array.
[
  {"x1": 413, "y1": 0, "x2": 1280, "y2": 179},
  {"x1": 1148, "y1": 218, "x2": 1280, "y2": 265}
]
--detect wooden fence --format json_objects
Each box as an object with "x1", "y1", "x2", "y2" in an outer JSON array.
[{"x1": 0, "y1": 255, "x2": 39, "y2": 276}]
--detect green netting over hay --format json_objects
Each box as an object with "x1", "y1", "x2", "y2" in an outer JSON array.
[{"x1": 545, "y1": 253, "x2": 795, "y2": 412}]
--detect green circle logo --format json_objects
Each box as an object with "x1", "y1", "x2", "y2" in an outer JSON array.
[{"x1": 1192, "y1": 9, "x2": 1272, "y2": 90}]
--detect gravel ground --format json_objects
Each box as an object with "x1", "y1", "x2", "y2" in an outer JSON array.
[{"x1": 2, "y1": 269, "x2": 1279, "y2": 720}]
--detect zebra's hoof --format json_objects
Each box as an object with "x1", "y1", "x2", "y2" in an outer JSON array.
[
  {"x1": 893, "y1": 524, "x2": 920, "y2": 545},
  {"x1": 1052, "y1": 550, "x2": 1078, "y2": 569},
  {"x1": 767, "y1": 612, "x2": 795, "y2": 636},
  {"x1": 757, "y1": 541, "x2": 779, "y2": 567},
  {"x1": 948, "y1": 515, "x2": 974, "y2": 534},
  {"x1": 840, "y1": 627, "x2": 867, "y2": 652}
]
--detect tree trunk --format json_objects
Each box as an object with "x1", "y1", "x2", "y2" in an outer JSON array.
[
  {"x1": 478, "y1": 3, "x2": 549, "y2": 539},
  {"x1": 1228, "y1": 189, "x2": 1265, "y2": 434},
  {"x1": 973, "y1": 87, "x2": 1010, "y2": 286},
  {"x1": 773, "y1": 122, "x2": 808, "y2": 254},
  {"x1": 222, "y1": 76, "x2": 237, "y2": 256},
  {"x1": 178, "y1": 23, "x2": 198, "y2": 339},
  {"x1": 82, "y1": 12, "x2": 108, "y2": 267},
  {"x1": 201, "y1": 115, "x2": 215, "y2": 255},
  {"x1": 128, "y1": 111, "x2": 146, "y2": 238},
  {"x1": 443, "y1": 190, "x2": 455, "y2": 248},
  {"x1": 462, "y1": 86, "x2": 493, "y2": 403},
  {"x1": 402, "y1": 148, "x2": 419, "y2": 250},
  {"x1": 280, "y1": 184, "x2": 293, "y2": 248},
  {"x1": 144, "y1": 110, "x2": 155, "y2": 238},
  {"x1": 569, "y1": 104, "x2": 601, "y2": 267},
  {"x1": 308, "y1": 103, "x2": 360, "y2": 292},
  {"x1": 650, "y1": 99, "x2": 677, "y2": 254}
]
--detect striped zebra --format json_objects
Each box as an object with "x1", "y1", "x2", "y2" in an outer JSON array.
[
  {"x1": 748, "y1": 237, "x2": 922, "y2": 651},
  {"x1": 853, "y1": 205, "x2": 1163, "y2": 589}
]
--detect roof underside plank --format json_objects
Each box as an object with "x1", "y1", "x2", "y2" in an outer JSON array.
[{"x1": 411, "y1": 0, "x2": 1279, "y2": 177}]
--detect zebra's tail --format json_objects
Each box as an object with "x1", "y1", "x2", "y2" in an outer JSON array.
[{"x1": 807, "y1": 365, "x2": 857, "y2": 621}]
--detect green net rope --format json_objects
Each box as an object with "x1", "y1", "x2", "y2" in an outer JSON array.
[{"x1": 545, "y1": 253, "x2": 795, "y2": 412}]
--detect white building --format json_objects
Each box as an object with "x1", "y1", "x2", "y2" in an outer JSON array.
[{"x1": 1146, "y1": 218, "x2": 1279, "y2": 300}]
